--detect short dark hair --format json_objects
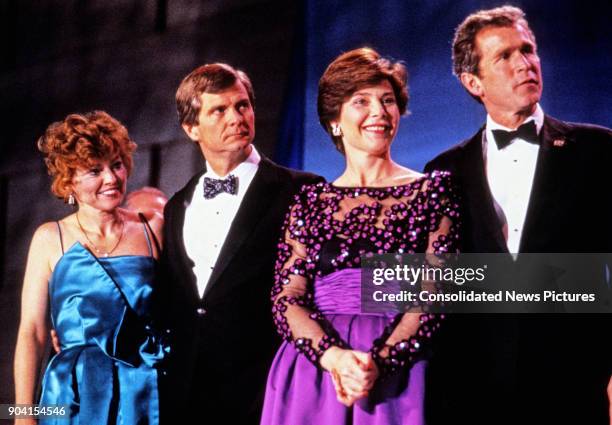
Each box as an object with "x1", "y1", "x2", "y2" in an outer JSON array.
[
  {"x1": 317, "y1": 47, "x2": 408, "y2": 154},
  {"x1": 452, "y1": 5, "x2": 535, "y2": 78},
  {"x1": 175, "y1": 63, "x2": 255, "y2": 126}
]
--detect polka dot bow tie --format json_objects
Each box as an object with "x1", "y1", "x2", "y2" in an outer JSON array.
[
  {"x1": 492, "y1": 120, "x2": 538, "y2": 150},
  {"x1": 203, "y1": 175, "x2": 238, "y2": 199}
]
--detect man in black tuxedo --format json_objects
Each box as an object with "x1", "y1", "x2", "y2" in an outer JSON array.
[
  {"x1": 159, "y1": 63, "x2": 320, "y2": 424},
  {"x1": 424, "y1": 6, "x2": 612, "y2": 425}
]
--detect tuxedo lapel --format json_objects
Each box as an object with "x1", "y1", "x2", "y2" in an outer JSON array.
[
  {"x1": 462, "y1": 128, "x2": 509, "y2": 252},
  {"x1": 203, "y1": 157, "x2": 281, "y2": 298},
  {"x1": 519, "y1": 116, "x2": 573, "y2": 252},
  {"x1": 170, "y1": 169, "x2": 206, "y2": 300}
]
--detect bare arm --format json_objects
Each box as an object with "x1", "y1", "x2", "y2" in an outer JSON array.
[
  {"x1": 147, "y1": 212, "x2": 164, "y2": 252},
  {"x1": 124, "y1": 186, "x2": 167, "y2": 252},
  {"x1": 14, "y1": 223, "x2": 55, "y2": 407},
  {"x1": 123, "y1": 186, "x2": 168, "y2": 257}
]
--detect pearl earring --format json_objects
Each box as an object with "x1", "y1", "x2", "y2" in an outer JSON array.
[
  {"x1": 68, "y1": 193, "x2": 75, "y2": 205},
  {"x1": 332, "y1": 125, "x2": 342, "y2": 137}
]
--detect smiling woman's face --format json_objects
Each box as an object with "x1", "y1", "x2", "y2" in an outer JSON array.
[
  {"x1": 71, "y1": 157, "x2": 127, "y2": 212},
  {"x1": 332, "y1": 80, "x2": 400, "y2": 157}
]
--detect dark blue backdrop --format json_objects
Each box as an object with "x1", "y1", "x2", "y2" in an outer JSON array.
[{"x1": 276, "y1": 0, "x2": 612, "y2": 179}]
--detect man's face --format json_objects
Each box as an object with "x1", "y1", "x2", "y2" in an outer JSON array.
[
  {"x1": 464, "y1": 23, "x2": 542, "y2": 120},
  {"x1": 184, "y1": 81, "x2": 255, "y2": 157}
]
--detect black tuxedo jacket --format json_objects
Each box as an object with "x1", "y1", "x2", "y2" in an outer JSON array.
[
  {"x1": 158, "y1": 155, "x2": 321, "y2": 424},
  {"x1": 424, "y1": 116, "x2": 612, "y2": 425},
  {"x1": 426, "y1": 115, "x2": 612, "y2": 253}
]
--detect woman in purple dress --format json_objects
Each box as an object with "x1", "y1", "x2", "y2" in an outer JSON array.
[{"x1": 261, "y1": 48, "x2": 460, "y2": 424}]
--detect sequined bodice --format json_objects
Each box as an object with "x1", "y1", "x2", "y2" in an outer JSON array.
[
  {"x1": 278, "y1": 171, "x2": 460, "y2": 278},
  {"x1": 269, "y1": 171, "x2": 459, "y2": 371}
]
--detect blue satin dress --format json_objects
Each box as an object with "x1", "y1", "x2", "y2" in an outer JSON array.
[{"x1": 39, "y1": 224, "x2": 167, "y2": 425}]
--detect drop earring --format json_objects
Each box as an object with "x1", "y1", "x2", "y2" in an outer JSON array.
[{"x1": 68, "y1": 193, "x2": 75, "y2": 205}]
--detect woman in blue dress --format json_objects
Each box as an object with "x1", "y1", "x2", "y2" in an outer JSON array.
[{"x1": 14, "y1": 111, "x2": 167, "y2": 424}]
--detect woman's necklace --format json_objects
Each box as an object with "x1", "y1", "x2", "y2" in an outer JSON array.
[{"x1": 75, "y1": 212, "x2": 125, "y2": 257}]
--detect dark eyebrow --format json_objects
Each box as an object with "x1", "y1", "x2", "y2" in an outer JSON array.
[
  {"x1": 521, "y1": 41, "x2": 535, "y2": 51},
  {"x1": 205, "y1": 102, "x2": 227, "y2": 114},
  {"x1": 496, "y1": 47, "x2": 512, "y2": 58}
]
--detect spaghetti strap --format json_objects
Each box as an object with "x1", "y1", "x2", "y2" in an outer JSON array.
[
  {"x1": 138, "y1": 213, "x2": 160, "y2": 258},
  {"x1": 56, "y1": 221, "x2": 65, "y2": 254}
]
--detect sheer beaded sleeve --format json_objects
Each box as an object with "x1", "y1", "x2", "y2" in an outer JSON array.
[
  {"x1": 271, "y1": 173, "x2": 460, "y2": 372},
  {"x1": 271, "y1": 185, "x2": 341, "y2": 365},
  {"x1": 370, "y1": 171, "x2": 460, "y2": 375}
]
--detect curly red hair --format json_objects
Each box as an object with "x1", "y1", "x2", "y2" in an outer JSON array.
[{"x1": 37, "y1": 111, "x2": 137, "y2": 200}]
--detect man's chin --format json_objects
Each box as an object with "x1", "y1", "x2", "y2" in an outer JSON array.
[
  {"x1": 518, "y1": 88, "x2": 541, "y2": 104},
  {"x1": 226, "y1": 139, "x2": 253, "y2": 153},
  {"x1": 516, "y1": 97, "x2": 540, "y2": 114},
  {"x1": 225, "y1": 134, "x2": 252, "y2": 144}
]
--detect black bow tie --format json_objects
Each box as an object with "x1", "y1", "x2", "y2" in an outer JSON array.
[
  {"x1": 203, "y1": 175, "x2": 238, "y2": 199},
  {"x1": 492, "y1": 120, "x2": 538, "y2": 150}
]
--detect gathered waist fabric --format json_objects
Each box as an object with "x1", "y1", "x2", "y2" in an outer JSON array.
[{"x1": 314, "y1": 268, "x2": 390, "y2": 316}]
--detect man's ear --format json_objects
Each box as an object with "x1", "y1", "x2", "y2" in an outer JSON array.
[
  {"x1": 182, "y1": 123, "x2": 200, "y2": 143},
  {"x1": 460, "y1": 72, "x2": 484, "y2": 99}
]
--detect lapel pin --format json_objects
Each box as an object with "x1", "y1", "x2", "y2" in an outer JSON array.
[{"x1": 553, "y1": 139, "x2": 566, "y2": 147}]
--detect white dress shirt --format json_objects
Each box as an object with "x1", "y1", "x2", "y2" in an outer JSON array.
[
  {"x1": 183, "y1": 146, "x2": 261, "y2": 297},
  {"x1": 484, "y1": 104, "x2": 544, "y2": 253}
]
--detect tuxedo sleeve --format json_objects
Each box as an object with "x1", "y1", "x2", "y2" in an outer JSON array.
[{"x1": 152, "y1": 194, "x2": 182, "y2": 330}]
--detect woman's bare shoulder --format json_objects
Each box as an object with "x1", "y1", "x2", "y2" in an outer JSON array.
[{"x1": 32, "y1": 221, "x2": 62, "y2": 245}]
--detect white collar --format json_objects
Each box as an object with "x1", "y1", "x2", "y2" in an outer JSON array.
[
  {"x1": 486, "y1": 103, "x2": 544, "y2": 134},
  {"x1": 204, "y1": 145, "x2": 261, "y2": 179}
]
